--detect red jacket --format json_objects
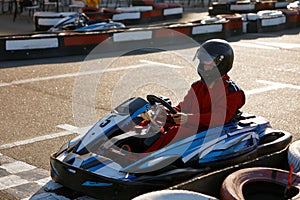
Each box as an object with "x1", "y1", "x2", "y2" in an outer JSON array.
[
  {"x1": 174, "y1": 74, "x2": 245, "y2": 132},
  {"x1": 145, "y1": 74, "x2": 245, "y2": 152}
]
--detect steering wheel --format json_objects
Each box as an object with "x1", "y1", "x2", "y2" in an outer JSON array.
[
  {"x1": 146, "y1": 95, "x2": 177, "y2": 114},
  {"x1": 74, "y1": 13, "x2": 89, "y2": 27}
]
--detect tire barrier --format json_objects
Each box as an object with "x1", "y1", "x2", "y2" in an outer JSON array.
[
  {"x1": 257, "y1": 10, "x2": 286, "y2": 32},
  {"x1": 255, "y1": 1, "x2": 275, "y2": 11},
  {"x1": 209, "y1": 2, "x2": 231, "y2": 16},
  {"x1": 220, "y1": 167, "x2": 300, "y2": 200},
  {"x1": 0, "y1": 17, "x2": 225, "y2": 61},
  {"x1": 242, "y1": 9, "x2": 296, "y2": 33},
  {"x1": 33, "y1": 2, "x2": 300, "y2": 32},
  {"x1": 219, "y1": 14, "x2": 243, "y2": 37},
  {"x1": 230, "y1": 2, "x2": 255, "y2": 13},
  {"x1": 209, "y1": 0, "x2": 292, "y2": 15},
  {"x1": 288, "y1": 1, "x2": 300, "y2": 9},
  {"x1": 1, "y1": 5, "x2": 300, "y2": 61},
  {"x1": 132, "y1": 189, "x2": 219, "y2": 200},
  {"x1": 170, "y1": 147, "x2": 288, "y2": 198},
  {"x1": 191, "y1": 17, "x2": 226, "y2": 41},
  {"x1": 132, "y1": 0, "x2": 157, "y2": 6},
  {"x1": 279, "y1": 8, "x2": 300, "y2": 28},
  {"x1": 288, "y1": 140, "x2": 300, "y2": 173}
]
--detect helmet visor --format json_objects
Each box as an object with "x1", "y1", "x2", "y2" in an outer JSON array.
[
  {"x1": 195, "y1": 48, "x2": 224, "y2": 84},
  {"x1": 196, "y1": 48, "x2": 224, "y2": 66}
]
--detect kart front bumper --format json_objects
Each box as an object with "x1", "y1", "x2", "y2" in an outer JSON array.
[{"x1": 50, "y1": 153, "x2": 164, "y2": 199}]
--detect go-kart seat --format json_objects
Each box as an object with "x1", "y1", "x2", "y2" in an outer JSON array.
[{"x1": 228, "y1": 110, "x2": 256, "y2": 123}]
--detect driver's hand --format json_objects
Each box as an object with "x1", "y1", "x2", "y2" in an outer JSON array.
[
  {"x1": 171, "y1": 112, "x2": 188, "y2": 125},
  {"x1": 141, "y1": 111, "x2": 151, "y2": 121}
]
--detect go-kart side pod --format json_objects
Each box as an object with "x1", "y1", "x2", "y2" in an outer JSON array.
[{"x1": 121, "y1": 155, "x2": 181, "y2": 174}]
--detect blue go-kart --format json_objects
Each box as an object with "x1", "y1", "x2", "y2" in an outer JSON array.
[
  {"x1": 50, "y1": 94, "x2": 292, "y2": 199},
  {"x1": 48, "y1": 13, "x2": 125, "y2": 32}
]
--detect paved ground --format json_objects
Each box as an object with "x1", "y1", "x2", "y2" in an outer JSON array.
[
  {"x1": 0, "y1": 2, "x2": 299, "y2": 200},
  {"x1": 0, "y1": 28, "x2": 299, "y2": 199}
]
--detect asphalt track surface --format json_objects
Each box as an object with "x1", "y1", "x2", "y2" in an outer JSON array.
[{"x1": 0, "y1": 23, "x2": 299, "y2": 199}]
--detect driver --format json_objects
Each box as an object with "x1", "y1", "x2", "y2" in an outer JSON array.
[{"x1": 145, "y1": 39, "x2": 246, "y2": 152}]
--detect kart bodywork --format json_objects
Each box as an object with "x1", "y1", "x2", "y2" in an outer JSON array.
[
  {"x1": 50, "y1": 95, "x2": 292, "y2": 199},
  {"x1": 48, "y1": 13, "x2": 125, "y2": 32}
]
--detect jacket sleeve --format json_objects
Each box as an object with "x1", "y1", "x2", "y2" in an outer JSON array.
[{"x1": 173, "y1": 81, "x2": 200, "y2": 112}]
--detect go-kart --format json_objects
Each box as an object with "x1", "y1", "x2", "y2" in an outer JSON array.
[
  {"x1": 50, "y1": 95, "x2": 292, "y2": 199},
  {"x1": 48, "y1": 13, "x2": 125, "y2": 32}
]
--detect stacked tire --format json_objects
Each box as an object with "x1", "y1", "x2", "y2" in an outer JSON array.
[
  {"x1": 288, "y1": 140, "x2": 300, "y2": 173},
  {"x1": 220, "y1": 167, "x2": 300, "y2": 200},
  {"x1": 133, "y1": 190, "x2": 219, "y2": 200}
]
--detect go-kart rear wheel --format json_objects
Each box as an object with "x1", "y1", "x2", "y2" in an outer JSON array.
[{"x1": 258, "y1": 130, "x2": 292, "y2": 156}]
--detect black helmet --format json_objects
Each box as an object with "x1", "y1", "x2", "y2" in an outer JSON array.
[{"x1": 196, "y1": 39, "x2": 234, "y2": 84}]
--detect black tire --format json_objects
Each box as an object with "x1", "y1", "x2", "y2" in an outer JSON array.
[{"x1": 220, "y1": 167, "x2": 300, "y2": 200}]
